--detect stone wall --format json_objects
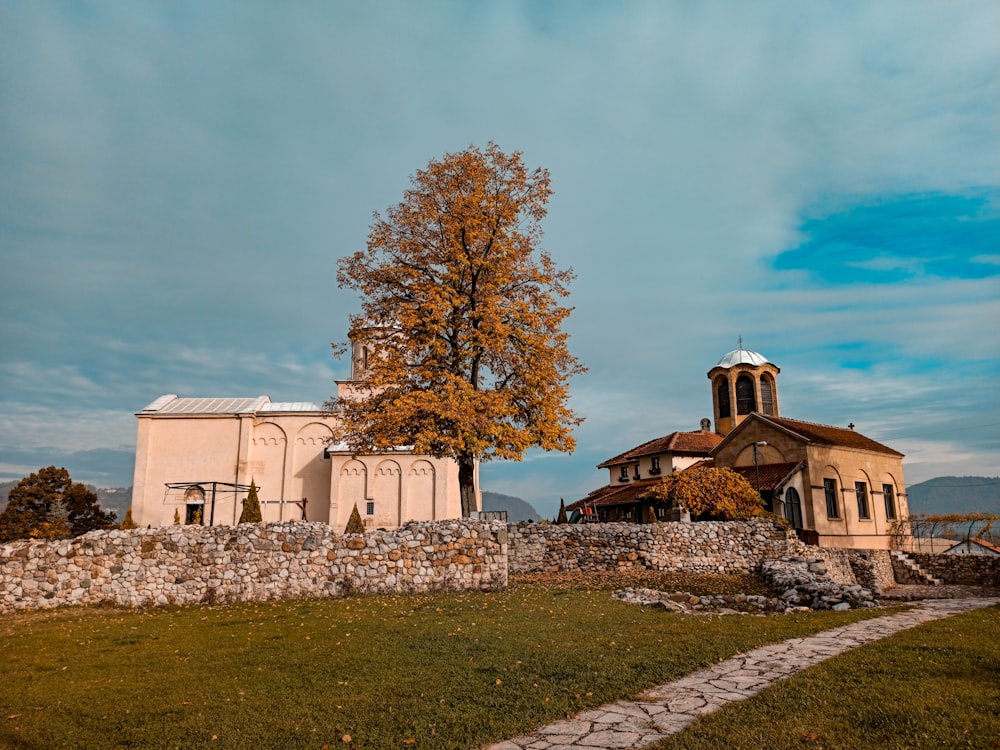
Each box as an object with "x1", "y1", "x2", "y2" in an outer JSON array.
[
  {"x1": 907, "y1": 552, "x2": 1000, "y2": 586},
  {"x1": 0, "y1": 520, "x2": 508, "y2": 614},
  {"x1": 810, "y1": 548, "x2": 895, "y2": 595},
  {"x1": 506, "y1": 521, "x2": 901, "y2": 595},
  {"x1": 506, "y1": 519, "x2": 799, "y2": 575},
  {"x1": 4, "y1": 517, "x2": 993, "y2": 616}
]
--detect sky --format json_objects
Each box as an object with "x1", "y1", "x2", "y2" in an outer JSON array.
[{"x1": 1, "y1": 1, "x2": 998, "y2": 519}]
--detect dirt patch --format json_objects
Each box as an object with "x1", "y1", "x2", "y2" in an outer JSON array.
[
  {"x1": 882, "y1": 584, "x2": 1000, "y2": 601},
  {"x1": 509, "y1": 569, "x2": 773, "y2": 596}
]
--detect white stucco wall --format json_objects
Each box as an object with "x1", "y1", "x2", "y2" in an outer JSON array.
[{"x1": 131, "y1": 398, "x2": 464, "y2": 529}]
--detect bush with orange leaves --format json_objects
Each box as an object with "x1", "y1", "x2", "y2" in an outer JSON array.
[{"x1": 645, "y1": 466, "x2": 765, "y2": 521}]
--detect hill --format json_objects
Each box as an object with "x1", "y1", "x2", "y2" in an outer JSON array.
[
  {"x1": 906, "y1": 476, "x2": 1000, "y2": 516},
  {"x1": 482, "y1": 491, "x2": 541, "y2": 522}
]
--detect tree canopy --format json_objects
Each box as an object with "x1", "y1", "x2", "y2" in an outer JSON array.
[
  {"x1": 330, "y1": 143, "x2": 585, "y2": 515},
  {"x1": 645, "y1": 466, "x2": 765, "y2": 521},
  {"x1": 0, "y1": 466, "x2": 117, "y2": 542}
]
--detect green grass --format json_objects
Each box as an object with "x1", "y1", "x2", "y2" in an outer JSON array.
[
  {"x1": 0, "y1": 573, "x2": 892, "y2": 749},
  {"x1": 650, "y1": 603, "x2": 1000, "y2": 750}
]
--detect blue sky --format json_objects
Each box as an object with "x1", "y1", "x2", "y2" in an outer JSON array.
[{"x1": 1, "y1": 1, "x2": 997, "y2": 518}]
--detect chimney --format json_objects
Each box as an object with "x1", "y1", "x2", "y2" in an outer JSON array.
[{"x1": 700, "y1": 418, "x2": 711, "y2": 432}]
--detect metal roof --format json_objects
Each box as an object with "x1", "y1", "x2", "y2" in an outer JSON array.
[
  {"x1": 138, "y1": 395, "x2": 333, "y2": 416},
  {"x1": 714, "y1": 348, "x2": 770, "y2": 368},
  {"x1": 259, "y1": 402, "x2": 324, "y2": 413},
  {"x1": 138, "y1": 395, "x2": 269, "y2": 415}
]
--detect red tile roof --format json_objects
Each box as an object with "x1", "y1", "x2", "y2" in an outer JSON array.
[
  {"x1": 945, "y1": 537, "x2": 1000, "y2": 555},
  {"x1": 598, "y1": 430, "x2": 722, "y2": 468},
  {"x1": 566, "y1": 479, "x2": 663, "y2": 511},
  {"x1": 728, "y1": 462, "x2": 803, "y2": 492},
  {"x1": 765, "y1": 416, "x2": 903, "y2": 457}
]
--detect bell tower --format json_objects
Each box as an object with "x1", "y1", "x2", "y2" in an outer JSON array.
[{"x1": 708, "y1": 338, "x2": 780, "y2": 435}]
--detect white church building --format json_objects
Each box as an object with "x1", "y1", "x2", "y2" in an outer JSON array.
[{"x1": 131, "y1": 337, "x2": 472, "y2": 529}]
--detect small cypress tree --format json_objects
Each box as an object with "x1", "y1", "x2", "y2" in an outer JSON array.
[
  {"x1": 344, "y1": 503, "x2": 365, "y2": 534},
  {"x1": 556, "y1": 498, "x2": 568, "y2": 524},
  {"x1": 173, "y1": 508, "x2": 181, "y2": 525},
  {"x1": 239, "y1": 479, "x2": 263, "y2": 523},
  {"x1": 120, "y1": 506, "x2": 137, "y2": 530}
]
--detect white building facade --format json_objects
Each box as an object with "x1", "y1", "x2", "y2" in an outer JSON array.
[{"x1": 131, "y1": 395, "x2": 466, "y2": 529}]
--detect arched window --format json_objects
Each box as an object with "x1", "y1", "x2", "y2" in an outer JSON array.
[
  {"x1": 784, "y1": 487, "x2": 803, "y2": 529},
  {"x1": 736, "y1": 374, "x2": 756, "y2": 415},
  {"x1": 716, "y1": 377, "x2": 731, "y2": 419},
  {"x1": 760, "y1": 375, "x2": 775, "y2": 416}
]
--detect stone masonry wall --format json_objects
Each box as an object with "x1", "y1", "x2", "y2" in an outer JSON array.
[
  {"x1": 3, "y1": 517, "x2": 991, "y2": 616},
  {"x1": 0, "y1": 520, "x2": 508, "y2": 614},
  {"x1": 507, "y1": 521, "x2": 901, "y2": 595},
  {"x1": 507, "y1": 519, "x2": 800, "y2": 575},
  {"x1": 810, "y1": 548, "x2": 895, "y2": 595},
  {"x1": 907, "y1": 552, "x2": 1000, "y2": 586}
]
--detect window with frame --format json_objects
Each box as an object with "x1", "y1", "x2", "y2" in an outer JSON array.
[
  {"x1": 783, "y1": 487, "x2": 803, "y2": 529},
  {"x1": 883, "y1": 484, "x2": 896, "y2": 520},
  {"x1": 632, "y1": 463, "x2": 641, "y2": 480},
  {"x1": 716, "y1": 378, "x2": 731, "y2": 419},
  {"x1": 855, "y1": 481, "x2": 870, "y2": 519},
  {"x1": 366, "y1": 501, "x2": 374, "y2": 516},
  {"x1": 824, "y1": 478, "x2": 840, "y2": 518},
  {"x1": 618, "y1": 466, "x2": 629, "y2": 482},
  {"x1": 649, "y1": 456, "x2": 661, "y2": 475},
  {"x1": 761, "y1": 375, "x2": 775, "y2": 416},
  {"x1": 736, "y1": 374, "x2": 756, "y2": 415}
]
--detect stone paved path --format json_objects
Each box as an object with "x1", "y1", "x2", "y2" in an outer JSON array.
[{"x1": 484, "y1": 597, "x2": 999, "y2": 750}]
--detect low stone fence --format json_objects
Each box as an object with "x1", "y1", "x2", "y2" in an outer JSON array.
[
  {"x1": 906, "y1": 552, "x2": 1000, "y2": 586},
  {"x1": 0, "y1": 520, "x2": 508, "y2": 614},
  {"x1": 506, "y1": 518, "x2": 797, "y2": 575},
  {"x1": 812, "y1": 548, "x2": 895, "y2": 595},
  {"x1": 3, "y1": 517, "x2": 993, "y2": 616}
]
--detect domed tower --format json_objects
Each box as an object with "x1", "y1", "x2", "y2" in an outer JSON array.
[{"x1": 707, "y1": 340, "x2": 780, "y2": 435}]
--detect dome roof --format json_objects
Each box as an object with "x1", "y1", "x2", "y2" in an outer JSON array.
[{"x1": 715, "y1": 348, "x2": 770, "y2": 368}]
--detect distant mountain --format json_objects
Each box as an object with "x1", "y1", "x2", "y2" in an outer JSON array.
[
  {"x1": 906, "y1": 476, "x2": 1000, "y2": 516},
  {"x1": 94, "y1": 486, "x2": 133, "y2": 519},
  {"x1": 482, "y1": 491, "x2": 541, "y2": 522}
]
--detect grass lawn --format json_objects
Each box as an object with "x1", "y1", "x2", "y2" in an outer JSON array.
[
  {"x1": 1, "y1": 572, "x2": 896, "y2": 749},
  {"x1": 650, "y1": 602, "x2": 1000, "y2": 750}
]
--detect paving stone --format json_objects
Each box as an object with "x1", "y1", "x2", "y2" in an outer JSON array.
[
  {"x1": 651, "y1": 713, "x2": 697, "y2": 733},
  {"x1": 576, "y1": 729, "x2": 642, "y2": 748},
  {"x1": 537, "y1": 721, "x2": 589, "y2": 738}
]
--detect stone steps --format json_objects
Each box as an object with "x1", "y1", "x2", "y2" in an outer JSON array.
[{"x1": 891, "y1": 550, "x2": 942, "y2": 586}]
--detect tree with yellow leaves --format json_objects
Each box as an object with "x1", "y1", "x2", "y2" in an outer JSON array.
[
  {"x1": 646, "y1": 466, "x2": 764, "y2": 521},
  {"x1": 331, "y1": 144, "x2": 585, "y2": 516}
]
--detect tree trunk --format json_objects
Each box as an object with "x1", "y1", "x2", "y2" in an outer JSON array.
[{"x1": 458, "y1": 454, "x2": 478, "y2": 517}]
